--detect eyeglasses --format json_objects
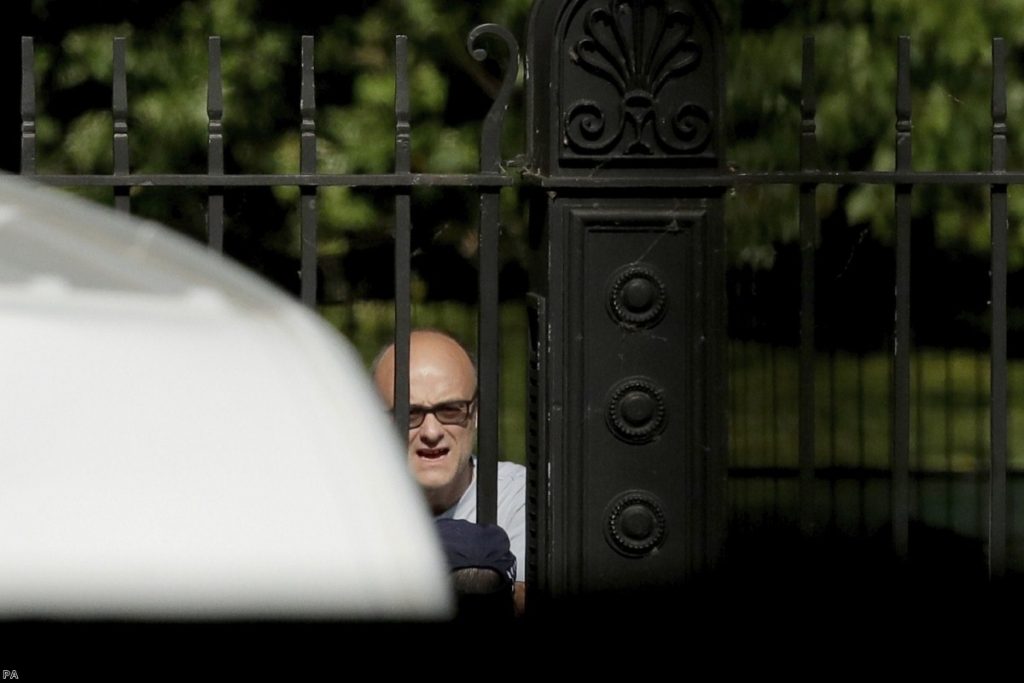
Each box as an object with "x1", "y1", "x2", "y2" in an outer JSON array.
[{"x1": 402, "y1": 399, "x2": 477, "y2": 429}]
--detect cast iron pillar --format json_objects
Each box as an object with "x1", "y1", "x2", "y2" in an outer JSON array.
[{"x1": 525, "y1": 0, "x2": 727, "y2": 605}]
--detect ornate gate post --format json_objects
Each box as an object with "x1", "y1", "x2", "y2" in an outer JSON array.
[{"x1": 525, "y1": 0, "x2": 727, "y2": 604}]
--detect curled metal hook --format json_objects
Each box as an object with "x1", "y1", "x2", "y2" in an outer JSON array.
[{"x1": 467, "y1": 23, "x2": 520, "y2": 173}]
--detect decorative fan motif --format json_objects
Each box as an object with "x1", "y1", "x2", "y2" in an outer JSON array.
[{"x1": 564, "y1": 0, "x2": 712, "y2": 156}]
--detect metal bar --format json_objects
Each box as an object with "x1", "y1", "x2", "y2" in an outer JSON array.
[
  {"x1": 770, "y1": 345, "x2": 779, "y2": 483},
  {"x1": 299, "y1": 35, "x2": 318, "y2": 308},
  {"x1": 26, "y1": 173, "x2": 514, "y2": 188},
  {"x1": 857, "y1": 352, "x2": 867, "y2": 535},
  {"x1": 945, "y1": 350, "x2": 954, "y2": 528},
  {"x1": 728, "y1": 341, "x2": 738, "y2": 465},
  {"x1": 772, "y1": 352, "x2": 780, "y2": 514},
  {"x1": 112, "y1": 37, "x2": 130, "y2": 213},
  {"x1": 532, "y1": 170, "x2": 1024, "y2": 188},
  {"x1": 828, "y1": 351, "x2": 837, "y2": 526},
  {"x1": 914, "y1": 349, "x2": 923, "y2": 472},
  {"x1": 976, "y1": 354, "x2": 986, "y2": 540},
  {"x1": 798, "y1": 36, "x2": 818, "y2": 536},
  {"x1": 760, "y1": 344, "x2": 770, "y2": 514},
  {"x1": 20, "y1": 37, "x2": 35, "y2": 175},
  {"x1": 740, "y1": 341, "x2": 749, "y2": 468},
  {"x1": 525, "y1": 293, "x2": 547, "y2": 590},
  {"x1": 35, "y1": 168, "x2": 1024, "y2": 189},
  {"x1": 990, "y1": 36, "x2": 1009, "y2": 579},
  {"x1": 467, "y1": 23, "x2": 519, "y2": 527},
  {"x1": 392, "y1": 35, "x2": 411, "y2": 442},
  {"x1": 477, "y1": 189, "x2": 500, "y2": 526},
  {"x1": 727, "y1": 466, "x2": 1006, "y2": 481},
  {"x1": 892, "y1": 35, "x2": 912, "y2": 560},
  {"x1": 207, "y1": 36, "x2": 224, "y2": 252}
]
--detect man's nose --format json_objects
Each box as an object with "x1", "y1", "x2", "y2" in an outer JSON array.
[{"x1": 416, "y1": 413, "x2": 444, "y2": 444}]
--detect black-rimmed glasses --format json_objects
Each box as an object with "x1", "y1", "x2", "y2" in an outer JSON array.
[{"x1": 401, "y1": 399, "x2": 477, "y2": 429}]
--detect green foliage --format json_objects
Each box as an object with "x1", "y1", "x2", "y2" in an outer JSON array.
[
  {"x1": 24, "y1": 1, "x2": 1024, "y2": 302},
  {"x1": 27, "y1": 0, "x2": 529, "y2": 265},
  {"x1": 723, "y1": 0, "x2": 1024, "y2": 266},
  {"x1": 32, "y1": 0, "x2": 1024, "y2": 265}
]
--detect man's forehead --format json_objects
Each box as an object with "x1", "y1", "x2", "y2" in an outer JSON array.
[
  {"x1": 411, "y1": 335, "x2": 475, "y2": 386},
  {"x1": 375, "y1": 332, "x2": 476, "y2": 385}
]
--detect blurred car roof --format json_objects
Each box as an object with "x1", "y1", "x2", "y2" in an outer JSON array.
[{"x1": 0, "y1": 175, "x2": 451, "y2": 620}]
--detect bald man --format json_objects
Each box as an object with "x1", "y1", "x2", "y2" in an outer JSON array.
[{"x1": 373, "y1": 329, "x2": 526, "y2": 612}]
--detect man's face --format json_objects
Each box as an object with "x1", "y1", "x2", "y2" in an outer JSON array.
[{"x1": 374, "y1": 332, "x2": 477, "y2": 514}]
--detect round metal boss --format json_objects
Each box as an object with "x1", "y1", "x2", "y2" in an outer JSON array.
[
  {"x1": 607, "y1": 265, "x2": 667, "y2": 329},
  {"x1": 605, "y1": 378, "x2": 666, "y2": 444},
  {"x1": 604, "y1": 490, "x2": 667, "y2": 557}
]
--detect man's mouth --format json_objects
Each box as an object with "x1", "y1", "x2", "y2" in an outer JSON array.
[{"x1": 416, "y1": 447, "x2": 449, "y2": 460}]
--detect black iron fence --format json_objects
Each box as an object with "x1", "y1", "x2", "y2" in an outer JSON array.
[
  {"x1": 19, "y1": 28, "x2": 519, "y2": 527},
  {"x1": 723, "y1": 35, "x2": 1020, "y2": 580},
  {"x1": 18, "y1": 0, "x2": 1024, "y2": 599}
]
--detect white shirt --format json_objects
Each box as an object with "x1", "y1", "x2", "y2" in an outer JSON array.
[{"x1": 436, "y1": 459, "x2": 526, "y2": 582}]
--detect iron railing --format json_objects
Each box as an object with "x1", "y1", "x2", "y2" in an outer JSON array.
[
  {"x1": 18, "y1": 18, "x2": 1024, "y2": 582},
  {"x1": 19, "y1": 29, "x2": 519, "y2": 526}
]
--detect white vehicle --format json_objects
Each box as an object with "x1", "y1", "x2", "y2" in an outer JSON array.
[{"x1": 0, "y1": 175, "x2": 451, "y2": 620}]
